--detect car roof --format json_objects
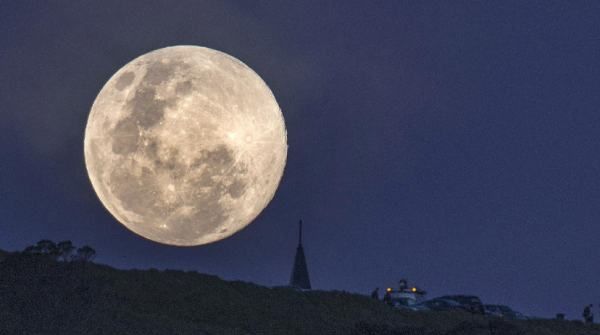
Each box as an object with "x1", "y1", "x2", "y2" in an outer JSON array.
[
  {"x1": 427, "y1": 298, "x2": 462, "y2": 306},
  {"x1": 438, "y1": 295, "x2": 482, "y2": 302}
]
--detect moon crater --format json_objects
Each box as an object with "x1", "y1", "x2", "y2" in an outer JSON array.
[{"x1": 85, "y1": 46, "x2": 287, "y2": 246}]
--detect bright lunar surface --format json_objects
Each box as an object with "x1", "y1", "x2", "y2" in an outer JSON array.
[{"x1": 84, "y1": 46, "x2": 287, "y2": 246}]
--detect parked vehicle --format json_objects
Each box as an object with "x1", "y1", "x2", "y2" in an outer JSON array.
[
  {"x1": 384, "y1": 279, "x2": 427, "y2": 309},
  {"x1": 484, "y1": 305, "x2": 528, "y2": 320},
  {"x1": 414, "y1": 298, "x2": 469, "y2": 312},
  {"x1": 436, "y1": 295, "x2": 485, "y2": 314}
]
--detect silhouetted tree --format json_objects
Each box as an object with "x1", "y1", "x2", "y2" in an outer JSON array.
[
  {"x1": 22, "y1": 240, "x2": 96, "y2": 263},
  {"x1": 23, "y1": 240, "x2": 60, "y2": 259},
  {"x1": 22, "y1": 245, "x2": 41, "y2": 255},
  {"x1": 36, "y1": 240, "x2": 57, "y2": 254},
  {"x1": 56, "y1": 240, "x2": 75, "y2": 262},
  {"x1": 75, "y1": 245, "x2": 96, "y2": 262}
]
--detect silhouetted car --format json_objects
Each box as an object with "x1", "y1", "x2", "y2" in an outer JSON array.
[
  {"x1": 436, "y1": 295, "x2": 485, "y2": 314},
  {"x1": 413, "y1": 298, "x2": 468, "y2": 312},
  {"x1": 484, "y1": 305, "x2": 528, "y2": 320}
]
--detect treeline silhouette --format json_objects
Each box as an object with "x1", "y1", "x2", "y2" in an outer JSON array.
[{"x1": 21, "y1": 239, "x2": 96, "y2": 262}]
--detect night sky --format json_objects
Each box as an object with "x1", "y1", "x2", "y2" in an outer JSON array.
[{"x1": 2, "y1": 1, "x2": 600, "y2": 319}]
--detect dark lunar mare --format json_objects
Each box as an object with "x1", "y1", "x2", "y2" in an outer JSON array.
[{"x1": 114, "y1": 71, "x2": 135, "y2": 90}]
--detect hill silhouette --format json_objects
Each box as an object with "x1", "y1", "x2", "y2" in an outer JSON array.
[{"x1": 0, "y1": 252, "x2": 598, "y2": 335}]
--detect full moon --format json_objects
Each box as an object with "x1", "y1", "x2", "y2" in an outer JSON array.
[{"x1": 84, "y1": 46, "x2": 287, "y2": 246}]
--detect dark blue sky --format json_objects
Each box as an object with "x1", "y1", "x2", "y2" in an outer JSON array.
[{"x1": 1, "y1": 1, "x2": 599, "y2": 318}]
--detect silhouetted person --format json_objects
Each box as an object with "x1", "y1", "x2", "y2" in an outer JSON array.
[
  {"x1": 583, "y1": 304, "x2": 594, "y2": 324},
  {"x1": 398, "y1": 279, "x2": 408, "y2": 291},
  {"x1": 371, "y1": 288, "x2": 379, "y2": 300},
  {"x1": 383, "y1": 290, "x2": 392, "y2": 306}
]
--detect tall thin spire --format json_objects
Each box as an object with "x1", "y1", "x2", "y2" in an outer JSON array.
[{"x1": 290, "y1": 219, "x2": 311, "y2": 290}]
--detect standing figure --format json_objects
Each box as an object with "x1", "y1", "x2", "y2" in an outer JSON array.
[
  {"x1": 383, "y1": 289, "x2": 392, "y2": 306},
  {"x1": 583, "y1": 304, "x2": 594, "y2": 324},
  {"x1": 398, "y1": 279, "x2": 408, "y2": 291},
  {"x1": 371, "y1": 287, "x2": 380, "y2": 300}
]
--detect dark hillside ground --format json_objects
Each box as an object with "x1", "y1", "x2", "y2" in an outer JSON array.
[{"x1": 0, "y1": 253, "x2": 598, "y2": 335}]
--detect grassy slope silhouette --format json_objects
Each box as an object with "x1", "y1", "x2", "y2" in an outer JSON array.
[{"x1": 0, "y1": 251, "x2": 598, "y2": 335}]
